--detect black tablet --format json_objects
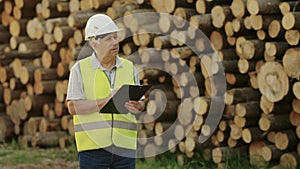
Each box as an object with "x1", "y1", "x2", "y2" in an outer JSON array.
[{"x1": 99, "y1": 85, "x2": 151, "y2": 114}]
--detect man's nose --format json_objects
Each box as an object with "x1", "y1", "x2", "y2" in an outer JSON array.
[{"x1": 112, "y1": 37, "x2": 119, "y2": 45}]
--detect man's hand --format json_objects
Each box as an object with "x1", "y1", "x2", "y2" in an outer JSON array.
[
  {"x1": 124, "y1": 100, "x2": 144, "y2": 115},
  {"x1": 97, "y1": 88, "x2": 119, "y2": 110}
]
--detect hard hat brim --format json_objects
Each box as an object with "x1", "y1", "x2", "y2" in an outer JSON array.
[{"x1": 85, "y1": 28, "x2": 123, "y2": 41}]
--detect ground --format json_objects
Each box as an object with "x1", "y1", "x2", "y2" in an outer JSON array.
[
  {"x1": 1, "y1": 159, "x2": 78, "y2": 169},
  {"x1": 0, "y1": 143, "x2": 79, "y2": 169}
]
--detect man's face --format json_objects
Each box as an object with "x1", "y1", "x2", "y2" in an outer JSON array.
[{"x1": 92, "y1": 32, "x2": 119, "y2": 58}]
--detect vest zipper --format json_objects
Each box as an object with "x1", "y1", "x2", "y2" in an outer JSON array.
[{"x1": 111, "y1": 112, "x2": 114, "y2": 144}]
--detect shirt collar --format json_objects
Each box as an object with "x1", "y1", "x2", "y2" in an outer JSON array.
[{"x1": 91, "y1": 52, "x2": 123, "y2": 70}]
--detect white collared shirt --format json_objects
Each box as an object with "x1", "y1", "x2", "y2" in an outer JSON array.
[{"x1": 66, "y1": 53, "x2": 140, "y2": 100}]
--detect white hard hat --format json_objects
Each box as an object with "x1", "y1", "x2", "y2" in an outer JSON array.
[{"x1": 84, "y1": 14, "x2": 121, "y2": 41}]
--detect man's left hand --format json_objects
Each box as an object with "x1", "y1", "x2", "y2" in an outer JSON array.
[{"x1": 124, "y1": 101, "x2": 144, "y2": 114}]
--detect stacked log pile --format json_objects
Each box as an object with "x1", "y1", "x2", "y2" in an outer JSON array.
[{"x1": 0, "y1": 0, "x2": 299, "y2": 168}]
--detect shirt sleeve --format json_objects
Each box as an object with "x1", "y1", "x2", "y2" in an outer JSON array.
[
  {"x1": 66, "y1": 62, "x2": 86, "y2": 101},
  {"x1": 133, "y1": 66, "x2": 141, "y2": 85}
]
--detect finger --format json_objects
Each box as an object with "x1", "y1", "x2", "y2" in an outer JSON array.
[
  {"x1": 128, "y1": 101, "x2": 142, "y2": 110},
  {"x1": 125, "y1": 103, "x2": 139, "y2": 114},
  {"x1": 128, "y1": 101, "x2": 138, "y2": 106}
]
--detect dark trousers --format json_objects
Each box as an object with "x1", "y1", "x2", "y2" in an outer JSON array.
[{"x1": 78, "y1": 146, "x2": 136, "y2": 169}]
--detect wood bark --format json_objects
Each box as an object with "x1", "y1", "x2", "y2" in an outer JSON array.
[
  {"x1": 34, "y1": 80, "x2": 57, "y2": 95},
  {"x1": 67, "y1": 10, "x2": 98, "y2": 28},
  {"x1": 0, "y1": 115, "x2": 14, "y2": 142},
  {"x1": 264, "y1": 41, "x2": 289, "y2": 61},
  {"x1": 211, "y1": 5, "x2": 233, "y2": 29},
  {"x1": 242, "y1": 127, "x2": 266, "y2": 143},
  {"x1": 235, "y1": 101, "x2": 261, "y2": 117},
  {"x1": 275, "y1": 130, "x2": 298, "y2": 151},
  {"x1": 107, "y1": 3, "x2": 138, "y2": 20},
  {"x1": 31, "y1": 131, "x2": 68, "y2": 148},
  {"x1": 279, "y1": 152, "x2": 300, "y2": 169},
  {"x1": 0, "y1": 0, "x2": 299, "y2": 167},
  {"x1": 224, "y1": 87, "x2": 261, "y2": 105},
  {"x1": 34, "y1": 68, "x2": 59, "y2": 83},
  {"x1": 212, "y1": 146, "x2": 247, "y2": 163},
  {"x1": 39, "y1": 118, "x2": 62, "y2": 133},
  {"x1": 259, "y1": 113, "x2": 292, "y2": 132},
  {"x1": 9, "y1": 19, "x2": 27, "y2": 37},
  {"x1": 279, "y1": 1, "x2": 300, "y2": 15},
  {"x1": 246, "y1": 0, "x2": 281, "y2": 15}
]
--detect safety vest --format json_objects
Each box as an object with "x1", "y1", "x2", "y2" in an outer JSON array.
[{"x1": 73, "y1": 56, "x2": 137, "y2": 152}]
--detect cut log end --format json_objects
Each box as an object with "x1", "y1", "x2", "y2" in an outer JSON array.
[
  {"x1": 293, "y1": 82, "x2": 300, "y2": 100},
  {"x1": 246, "y1": 0, "x2": 259, "y2": 15},
  {"x1": 257, "y1": 62, "x2": 289, "y2": 102},
  {"x1": 282, "y1": 12, "x2": 295, "y2": 30}
]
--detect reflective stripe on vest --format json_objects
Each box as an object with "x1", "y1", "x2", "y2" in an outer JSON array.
[
  {"x1": 74, "y1": 120, "x2": 137, "y2": 132},
  {"x1": 74, "y1": 56, "x2": 137, "y2": 152}
]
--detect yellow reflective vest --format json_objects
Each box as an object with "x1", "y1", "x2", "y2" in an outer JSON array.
[{"x1": 73, "y1": 56, "x2": 137, "y2": 152}]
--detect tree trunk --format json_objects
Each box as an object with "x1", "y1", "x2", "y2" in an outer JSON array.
[
  {"x1": 39, "y1": 118, "x2": 62, "y2": 133},
  {"x1": 230, "y1": 0, "x2": 247, "y2": 19},
  {"x1": 242, "y1": 127, "x2": 266, "y2": 143},
  {"x1": 93, "y1": 0, "x2": 114, "y2": 9},
  {"x1": 235, "y1": 101, "x2": 261, "y2": 117},
  {"x1": 257, "y1": 61, "x2": 289, "y2": 102},
  {"x1": 41, "y1": 50, "x2": 61, "y2": 69},
  {"x1": 259, "y1": 113, "x2": 292, "y2": 132},
  {"x1": 294, "y1": 82, "x2": 300, "y2": 100},
  {"x1": 249, "y1": 141, "x2": 269, "y2": 168},
  {"x1": 31, "y1": 131, "x2": 68, "y2": 148},
  {"x1": 107, "y1": 3, "x2": 138, "y2": 20},
  {"x1": 212, "y1": 146, "x2": 247, "y2": 164},
  {"x1": 282, "y1": 47, "x2": 300, "y2": 80},
  {"x1": 34, "y1": 80, "x2": 57, "y2": 95},
  {"x1": 246, "y1": 0, "x2": 281, "y2": 15},
  {"x1": 18, "y1": 40, "x2": 46, "y2": 53},
  {"x1": 285, "y1": 29, "x2": 300, "y2": 45},
  {"x1": 188, "y1": 14, "x2": 212, "y2": 39},
  {"x1": 261, "y1": 145, "x2": 283, "y2": 162},
  {"x1": 265, "y1": 41, "x2": 289, "y2": 61},
  {"x1": 225, "y1": 87, "x2": 261, "y2": 105},
  {"x1": 282, "y1": 12, "x2": 300, "y2": 30},
  {"x1": 279, "y1": 152, "x2": 300, "y2": 169},
  {"x1": 0, "y1": 115, "x2": 14, "y2": 142},
  {"x1": 279, "y1": 1, "x2": 300, "y2": 15},
  {"x1": 3, "y1": 88, "x2": 23, "y2": 105},
  {"x1": 34, "y1": 68, "x2": 59, "y2": 83},
  {"x1": 211, "y1": 5, "x2": 233, "y2": 29},
  {"x1": 173, "y1": 7, "x2": 196, "y2": 29},
  {"x1": 24, "y1": 95, "x2": 55, "y2": 114},
  {"x1": 45, "y1": 17, "x2": 68, "y2": 33},
  {"x1": 292, "y1": 98, "x2": 300, "y2": 114},
  {"x1": 275, "y1": 130, "x2": 298, "y2": 151},
  {"x1": 27, "y1": 117, "x2": 43, "y2": 136},
  {"x1": 67, "y1": 10, "x2": 98, "y2": 28}
]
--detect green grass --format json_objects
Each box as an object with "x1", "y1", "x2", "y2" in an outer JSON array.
[
  {"x1": 0, "y1": 140, "x2": 291, "y2": 169},
  {"x1": 0, "y1": 139, "x2": 78, "y2": 166}
]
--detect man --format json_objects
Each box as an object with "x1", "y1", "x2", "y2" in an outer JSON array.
[{"x1": 66, "y1": 14, "x2": 144, "y2": 169}]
